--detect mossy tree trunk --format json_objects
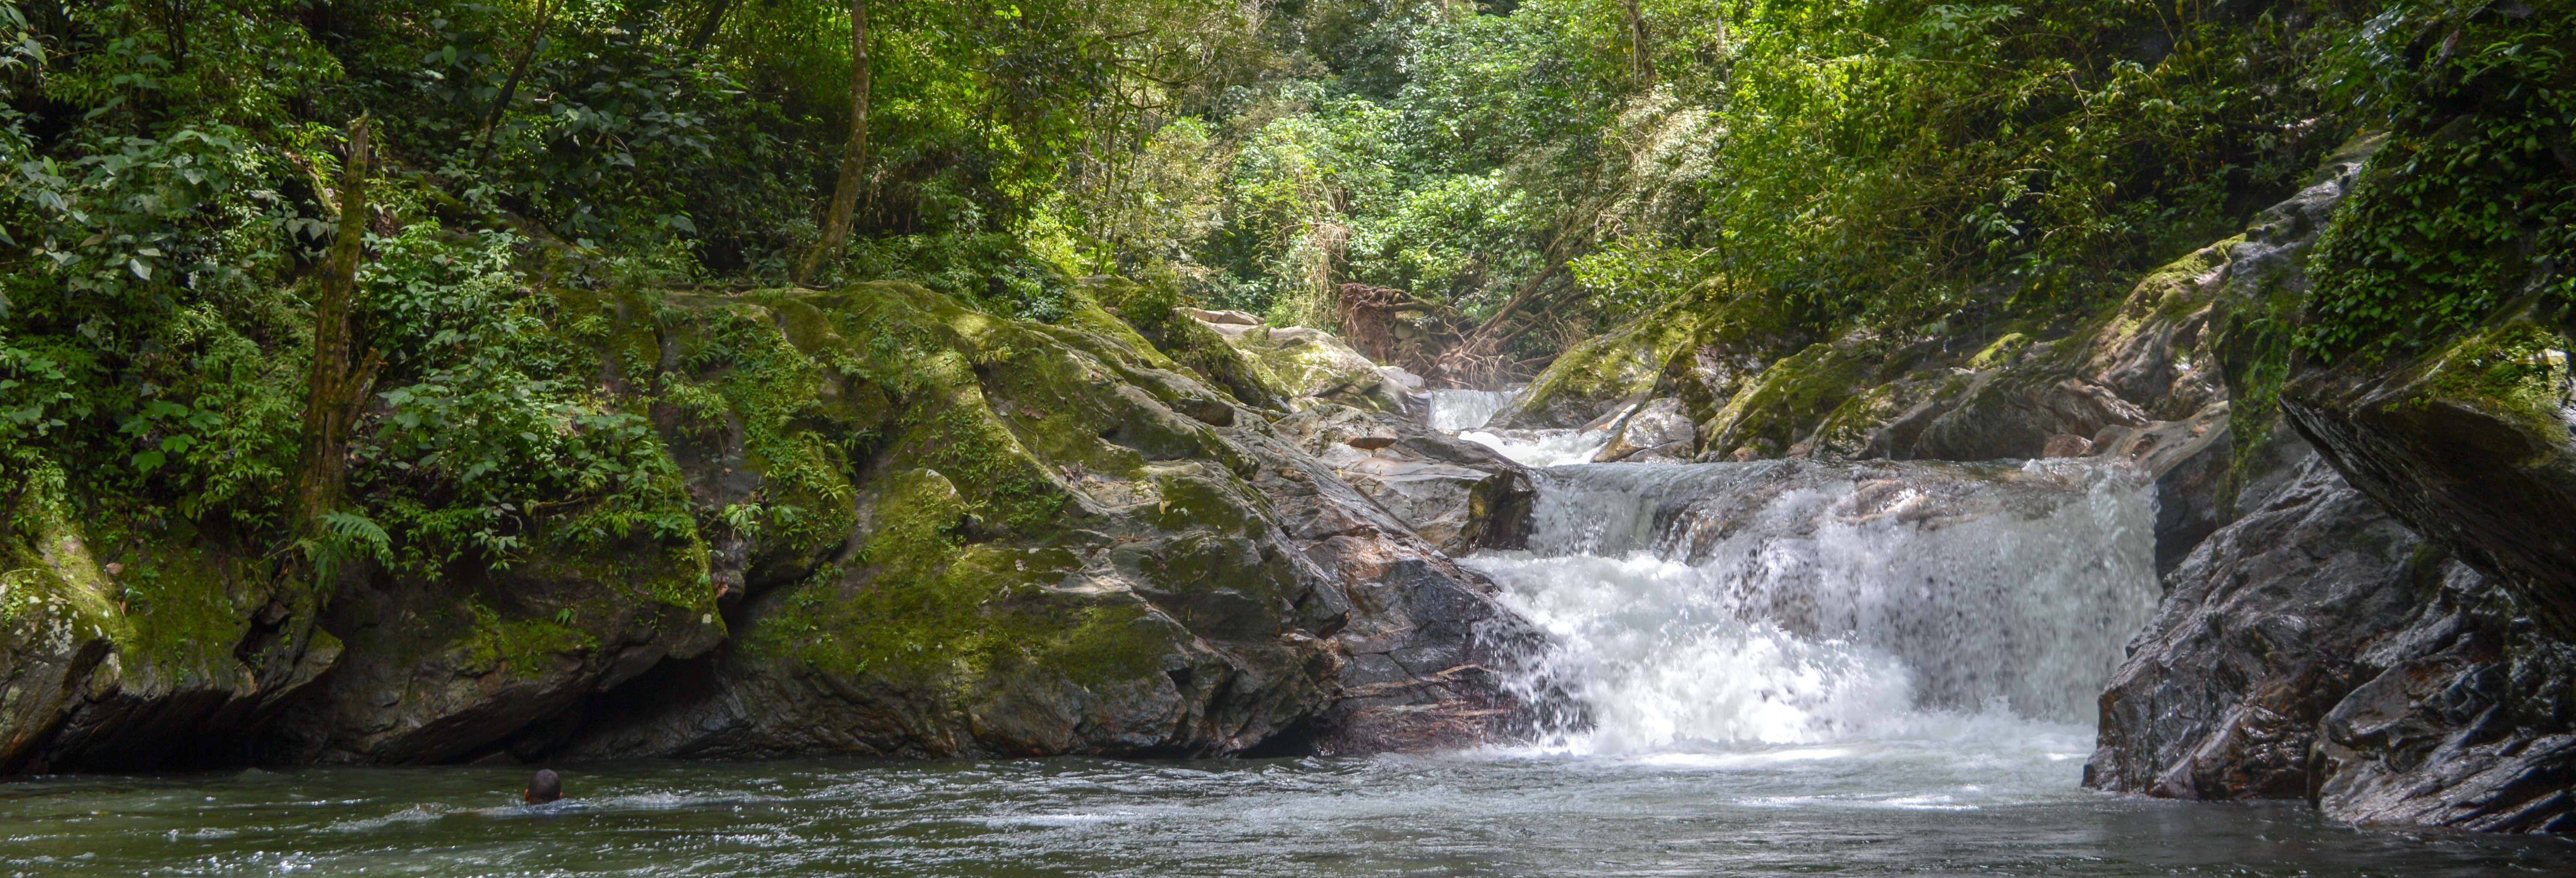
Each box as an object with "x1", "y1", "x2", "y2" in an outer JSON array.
[
  {"x1": 296, "y1": 117, "x2": 383, "y2": 535},
  {"x1": 797, "y1": 0, "x2": 871, "y2": 286}
]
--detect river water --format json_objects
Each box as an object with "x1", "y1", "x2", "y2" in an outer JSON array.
[{"x1": 5, "y1": 393, "x2": 2573, "y2": 876}]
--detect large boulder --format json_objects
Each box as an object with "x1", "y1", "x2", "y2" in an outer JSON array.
[
  {"x1": 1188, "y1": 313, "x2": 1410, "y2": 414},
  {"x1": 0, "y1": 466, "x2": 343, "y2": 772},
  {"x1": 543, "y1": 283, "x2": 1542, "y2": 759},
  {"x1": 2086, "y1": 448, "x2": 2450, "y2": 800},
  {"x1": 2087, "y1": 436, "x2": 2576, "y2": 832},
  {"x1": 1492, "y1": 299, "x2": 1707, "y2": 429},
  {"x1": 1273, "y1": 403, "x2": 1536, "y2": 554},
  {"x1": 2285, "y1": 311, "x2": 2576, "y2": 637}
]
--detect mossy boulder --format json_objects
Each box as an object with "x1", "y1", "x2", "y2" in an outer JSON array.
[
  {"x1": 1699, "y1": 338, "x2": 1873, "y2": 461},
  {"x1": 0, "y1": 463, "x2": 344, "y2": 772},
  {"x1": 271, "y1": 533, "x2": 724, "y2": 764},
  {"x1": 1496, "y1": 298, "x2": 1709, "y2": 429},
  {"x1": 1200, "y1": 319, "x2": 1407, "y2": 414},
  {"x1": 2285, "y1": 308, "x2": 2576, "y2": 636},
  {"x1": 1084, "y1": 277, "x2": 1291, "y2": 413},
  {"x1": 543, "y1": 283, "x2": 1539, "y2": 759}
]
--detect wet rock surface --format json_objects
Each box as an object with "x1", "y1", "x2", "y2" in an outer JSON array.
[
  {"x1": 2080, "y1": 134, "x2": 2576, "y2": 833},
  {"x1": 2090, "y1": 440, "x2": 2576, "y2": 831},
  {"x1": 1273, "y1": 404, "x2": 1535, "y2": 555},
  {"x1": 2087, "y1": 449, "x2": 2444, "y2": 800}
]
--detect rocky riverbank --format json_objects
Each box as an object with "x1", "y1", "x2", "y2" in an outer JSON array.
[{"x1": 1, "y1": 282, "x2": 1550, "y2": 770}]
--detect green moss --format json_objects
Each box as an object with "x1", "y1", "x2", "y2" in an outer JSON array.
[
  {"x1": 112, "y1": 541, "x2": 254, "y2": 676},
  {"x1": 1966, "y1": 333, "x2": 2032, "y2": 370},
  {"x1": 2416, "y1": 320, "x2": 2575, "y2": 452},
  {"x1": 1805, "y1": 382, "x2": 1911, "y2": 458},
  {"x1": 2213, "y1": 267, "x2": 2305, "y2": 516},
  {"x1": 1704, "y1": 342, "x2": 1870, "y2": 459},
  {"x1": 0, "y1": 462, "x2": 129, "y2": 646},
  {"x1": 1145, "y1": 466, "x2": 1262, "y2": 535},
  {"x1": 1013, "y1": 600, "x2": 1174, "y2": 687},
  {"x1": 743, "y1": 465, "x2": 1167, "y2": 691},
  {"x1": 464, "y1": 600, "x2": 598, "y2": 679},
  {"x1": 1523, "y1": 302, "x2": 1704, "y2": 415}
]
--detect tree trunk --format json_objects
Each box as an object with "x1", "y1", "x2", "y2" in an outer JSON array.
[
  {"x1": 1624, "y1": 0, "x2": 1653, "y2": 82},
  {"x1": 688, "y1": 0, "x2": 735, "y2": 51},
  {"x1": 797, "y1": 0, "x2": 871, "y2": 286},
  {"x1": 295, "y1": 116, "x2": 384, "y2": 533},
  {"x1": 475, "y1": 0, "x2": 556, "y2": 156}
]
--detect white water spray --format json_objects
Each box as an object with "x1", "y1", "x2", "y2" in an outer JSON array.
[
  {"x1": 1423, "y1": 388, "x2": 1615, "y2": 466},
  {"x1": 1463, "y1": 455, "x2": 2157, "y2": 756},
  {"x1": 1423, "y1": 389, "x2": 1516, "y2": 432}
]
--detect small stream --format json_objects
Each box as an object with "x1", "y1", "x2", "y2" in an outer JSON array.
[{"x1": 5, "y1": 392, "x2": 2573, "y2": 875}]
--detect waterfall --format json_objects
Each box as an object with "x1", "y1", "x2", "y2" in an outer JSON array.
[
  {"x1": 1424, "y1": 388, "x2": 1617, "y2": 466},
  {"x1": 1465, "y1": 457, "x2": 2158, "y2": 755},
  {"x1": 1423, "y1": 389, "x2": 1516, "y2": 431}
]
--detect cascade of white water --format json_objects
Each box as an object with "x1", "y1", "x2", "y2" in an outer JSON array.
[
  {"x1": 1466, "y1": 458, "x2": 2158, "y2": 755},
  {"x1": 1423, "y1": 389, "x2": 1517, "y2": 431}
]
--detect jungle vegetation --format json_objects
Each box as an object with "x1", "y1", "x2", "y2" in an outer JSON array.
[{"x1": 0, "y1": 0, "x2": 2567, "y2": 575}]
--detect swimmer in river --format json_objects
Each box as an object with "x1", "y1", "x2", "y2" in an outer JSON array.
[{"x1": 525, "y1": 769, "x2": 564, "y2": 804}]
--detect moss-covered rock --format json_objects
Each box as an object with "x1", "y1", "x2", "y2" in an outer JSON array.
[
  {"x1": 1495, "y1": 298, "x2": 1707, "y2": 429},
  {"x1": 1084, "y1": 277, "x2": 1291, "y2": 413},
  {"x1": 541, "y1": 283, "x2": 1539, "y2": 759},
  {"x1": 0, "y1": 461, "x2": 345, "y2": 772},
  {"x1": 1699, "y1": 338, "x2": 1873, "y2": 461},
  {"x1": 2, "y1": 278, "x2": 1541, "y2": 768},
  {"x1": 2286, "y1": 307, "x2": 2576, "y2": 635},
  {"x1": 1186, "y1": 313, "x2": 1406, "y2": 414}
]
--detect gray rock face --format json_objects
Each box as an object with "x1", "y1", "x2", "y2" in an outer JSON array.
[
  {"x1": 2311, "y1": 582, "x2": 2576, "y2": 832},
  {"x1": 2271, "y1": 305, "x2": 2576, "y2": 832},
  {"x1": 271, "y1": 546, "x2": 727, "y2": 765},
  {"x1": 2087, "y1": 449, "x2": 2442, "y2": 800},
  {"x1": 2284, "y1": 314, "x2": 2576, "y2": 639},
  {"x1": 1594, "y1": 397, "x2": 1696, "y2": 463},
  {"x1": 1274, "y1": 404, "x2": 1536, "y2": 554},
  {"x1": 2090, "y1": 437, "x2": 2576, "y2": 833}
]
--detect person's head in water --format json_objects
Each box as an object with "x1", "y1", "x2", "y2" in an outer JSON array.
[{"x1": 525, "y1": 769, "x2": 563, "y2": 804}]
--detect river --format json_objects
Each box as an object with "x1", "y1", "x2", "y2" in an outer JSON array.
[{"x1": 3, "y1": 393, "x2": 2573, "y2": 876}]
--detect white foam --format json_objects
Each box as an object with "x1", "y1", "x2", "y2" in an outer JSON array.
[
  {"x1": 1458, "y1": 429, "x2": 1613, "y2": 467},
  {"x1": 1471, "y1": 459, "x2": 2158, "y2": 757},
  {"x1": 1423, "y1": 389, "x2": 1517, "y2": 431}
]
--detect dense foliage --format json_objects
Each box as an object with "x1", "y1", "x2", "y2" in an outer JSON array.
[
  {"x1": 3, "y1": 0, "x2": 2561, "y2": 572},
  {"x1": 2299, "y1": 0, "x2": 2573, "y2": 360}
]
